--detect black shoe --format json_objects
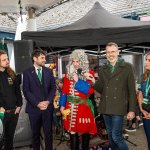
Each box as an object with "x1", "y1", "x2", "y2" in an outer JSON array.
[
  {"x1": 138, "y1": 120, "x2": 143, "y2": 127},
  {"x1": 125, "y1": 127, "x2": 136, "y2": 132}
]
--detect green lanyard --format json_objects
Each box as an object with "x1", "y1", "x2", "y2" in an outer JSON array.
[{"x1": 146, "y1": 75, "x2": 150, "y2": 97}]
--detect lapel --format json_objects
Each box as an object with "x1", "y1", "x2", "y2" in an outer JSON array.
[
  {"x1": 42, "y1": 67, "x2": 46, "y2": 86},
  {"x1": 110, "y1": 64, "x2": 124, "y2": 78},
  {"x1": 103, "y1": 60, "x2": 125, "y2": 81},
  {"x1": 31, "y1": 66, "x2": 41, "y2": 87},
  {"x1": 103, "y1": 65, "x2": 110, "y2": 79}
]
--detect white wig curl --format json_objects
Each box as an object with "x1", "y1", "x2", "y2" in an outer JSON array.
[{"x1": 66, "y1": 49, "x2": 89, "y2": 76}]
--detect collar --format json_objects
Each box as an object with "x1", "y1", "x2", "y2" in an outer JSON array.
[
  {"x1": 34, "y1": 65, "x2": 42, "y2": 69},
  {"x1": 34, "y1": 65, "x2": 42, "y2": 73},
  {"x1": 104, "y1": 58, "x2": 125, "y2": 69}
]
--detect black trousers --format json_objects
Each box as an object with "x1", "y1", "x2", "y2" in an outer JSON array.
[
  {"x1": 28, "y1": 109, "x2": 53, "y2": 150},
  {"x1": 3, "y1": 112, "x2": 19, "y2": 150},
  {"x1": 70, "y1": 133, "x2": 90, "y2": 150}
]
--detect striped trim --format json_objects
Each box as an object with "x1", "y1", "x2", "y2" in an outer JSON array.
[{"x1": 142, "y1": 98, "x2": 149, "y2": 104}]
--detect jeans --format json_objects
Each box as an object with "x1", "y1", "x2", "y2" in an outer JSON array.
[
  {"x1": 103, "y1": 114, "x2": 128, "y2": 150},
  {"x1": 143, "y1": 118, "x2": 150, "y2": 150}
]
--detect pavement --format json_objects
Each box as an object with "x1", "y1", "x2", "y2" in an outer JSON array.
[
  {"x1": 125, "y1": 126, "x2": 148, "y2": 150},
  {"x1": 16, "y1": 124, "x2": 148, "y2": 150}
]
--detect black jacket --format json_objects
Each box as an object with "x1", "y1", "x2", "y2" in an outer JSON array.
[{"x1": 0, "y1": 70, "x2": 22, "y2": 109}]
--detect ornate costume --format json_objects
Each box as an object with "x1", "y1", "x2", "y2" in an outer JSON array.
[{"x1": 60, "y1": 50, "x2": 97, "y2": 134}]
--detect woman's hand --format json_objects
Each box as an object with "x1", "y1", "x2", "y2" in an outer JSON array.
[
  {"x1": 141, "y1": 109, "x2": 149, "y2": 118},
  {"x1": 72, "y1": 73, "x2": 78, "y2": 82},
  {"x1": 144, "y1": 113, "x2": 150, "y2": 119},
  {"x1": 60, "y1": 106, "x2": 65, "y2": 113}
]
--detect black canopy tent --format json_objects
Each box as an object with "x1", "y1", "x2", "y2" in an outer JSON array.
[{"x1": 22, "y1": 2, "x2": 150, "y2": 50}]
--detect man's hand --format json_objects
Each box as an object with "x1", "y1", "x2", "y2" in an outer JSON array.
[
  {"x1": 0, "y1": 107, "x2": 5, "y2": 120},
  {"x1": 42, "y1": 101, "x2": 50, "y2": 106},
  {"x1": 127, "y1": 111, "x2": 135, "y2": 120},
  {"x1": 0, "y1": 107, "x2": 5, "y2": 112},
  {"x1": 37, "y1": 103, "x2": 43, "y2": 110},
  {"x1": 37, "y1": 101, "x2": 50, "y2": 110},
  {"x1": 15, "y1": 107, "x2": 21, "y2": 114},
  {"x1": 84, "y1": 73, "x2": 95, "y2": 84}
]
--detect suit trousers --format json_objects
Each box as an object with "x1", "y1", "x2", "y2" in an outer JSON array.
[{"x1": 28, "y1": 109, "x2": 53, "y2": 150}]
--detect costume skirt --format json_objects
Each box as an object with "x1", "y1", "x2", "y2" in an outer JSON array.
[{"x1": 63, "y1": 101, "x2": 97, "y2": 134}]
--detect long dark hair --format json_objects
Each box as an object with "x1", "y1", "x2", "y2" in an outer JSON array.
[
  {"x1": 142, "y1": 52, "x2": 150, "y2": 83},
  {"x1": 0, "y1": 50, "x2": 16, "y2": 81}
]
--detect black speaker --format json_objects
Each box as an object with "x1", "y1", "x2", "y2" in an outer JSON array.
[
  {"x1": 14, "y1": 40, "x2": 33, "y2": 74},
  {"x1": 46, "y1": 55, "x2": 54, "y2": 63}
]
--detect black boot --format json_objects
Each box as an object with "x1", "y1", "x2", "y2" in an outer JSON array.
[
  {"x1": 82, "y1": 133, "x2": 90, "y2": 150},
  {"x1": 70, "y1": 133, "x2": 79, "y2": 150}
]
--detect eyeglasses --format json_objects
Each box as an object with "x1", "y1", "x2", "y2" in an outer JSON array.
[{"x1": 106, "y1": 50, "x2": 118, "y2": 55}]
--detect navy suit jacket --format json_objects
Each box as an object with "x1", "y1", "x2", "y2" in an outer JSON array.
[{"x1": 23, "y1": 66, "x2": 56, "y2": 113}]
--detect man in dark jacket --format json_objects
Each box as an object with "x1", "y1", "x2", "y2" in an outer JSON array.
[
  {"x1": 94, "y1": 42, "x2": 136, "y2": 150},
  {"x1": 0, "y1": 50, "x2": 22, "y2": 150},
  {"x1": 23, "y1": 49, "x2": 56, "y2": 150}
]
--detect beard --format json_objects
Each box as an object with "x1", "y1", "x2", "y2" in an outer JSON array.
[
  {"x1": 38, "y1": 62, "x2": 45, "y2": 67},
  {"x1": 1, "y1": 63, "x2": 9, "y2": 69}
]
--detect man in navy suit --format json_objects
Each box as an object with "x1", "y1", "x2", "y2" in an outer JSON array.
[{"x1": 23, "y1": 49, "x2": 56, "y2": 150}]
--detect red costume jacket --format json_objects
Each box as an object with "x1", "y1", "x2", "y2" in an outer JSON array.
[{"x1": 60, "y1": 70, "x2": 97, "y2": 134}]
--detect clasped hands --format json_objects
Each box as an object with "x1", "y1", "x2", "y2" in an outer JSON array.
[{"x1": 37, "y1": 101, "x2": 50, "y2": 110}]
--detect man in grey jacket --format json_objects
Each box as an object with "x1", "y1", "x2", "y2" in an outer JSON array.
[{"x1": 94, "y1": 42, "x2": 136, "y2": 150}]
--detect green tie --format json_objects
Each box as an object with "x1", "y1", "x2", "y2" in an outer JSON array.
[{"x1": 37, "y1": 68, "x2": 42, "y2": 82}]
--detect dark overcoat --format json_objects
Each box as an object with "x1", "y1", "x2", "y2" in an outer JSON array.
[{"x1": 94, "y1": 60, "x2": 136, "y2": 115}]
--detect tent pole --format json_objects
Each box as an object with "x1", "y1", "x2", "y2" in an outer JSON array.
[
  {"x1": 142, "y1": 48, "x2": 146, "y2": 74},
  {"x1": 58, "y1": 54, "x2": 62, "y2": 78},
  {"x1": 97, "y1": 45, "x2": 100, "y2": 74}
]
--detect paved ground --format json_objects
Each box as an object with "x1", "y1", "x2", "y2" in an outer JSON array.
[
  {"x1": 125, "y1": 126, "x2": 148, "y2": 150},
  {"x1": 16, "y1": 124, "x2": 148, "y2": 150}
]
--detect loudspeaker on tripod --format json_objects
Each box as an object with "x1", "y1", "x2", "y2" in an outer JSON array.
[{"x1": 14, "y1": 40, "x2": 34, "y2": 74}]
